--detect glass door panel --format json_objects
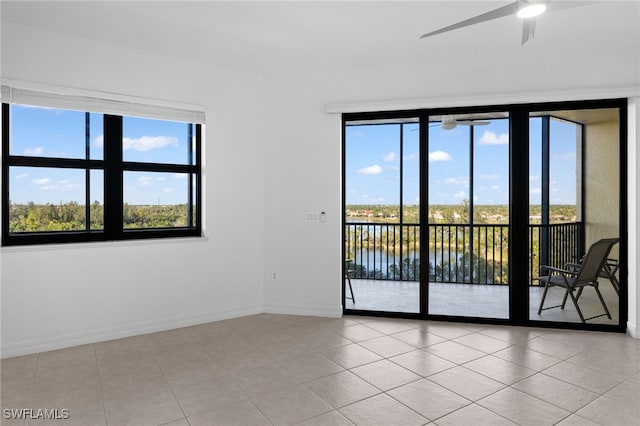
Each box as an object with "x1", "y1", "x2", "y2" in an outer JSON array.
[
  {"x1": 529, "y1": 108, "x2": 621, "y2": 325},
  {"x1": 344, "y1": 118, "x2": 420, "y2": 313},
  {"x1": 427, "y1": 113, "x2": 510, "y2": 319}
]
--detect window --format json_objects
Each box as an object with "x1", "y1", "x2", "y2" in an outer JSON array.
[{"x1": 2, "y1": 102, "x2": 201, "y2": 246}]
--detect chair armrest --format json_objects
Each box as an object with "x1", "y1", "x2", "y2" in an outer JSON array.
[
  {"x1": 565, "y1": 262, "x2": 581, "y2": 273},
  {"x1": 540, "y1": 265, "x2": 574, "y2": 275}
]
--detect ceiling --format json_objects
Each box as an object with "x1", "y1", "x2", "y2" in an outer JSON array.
[{"x1": 2, "y1": 1, "x2": 639, "y2": 74}]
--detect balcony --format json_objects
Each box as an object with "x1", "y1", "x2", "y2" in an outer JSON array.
[{"x1": 345, "y1": 222, "x2": 619, "y2": 324}]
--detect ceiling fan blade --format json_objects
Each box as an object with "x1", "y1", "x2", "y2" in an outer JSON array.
[
  {"x1": 456, "y1": 121, "x2": 490, "y2": 126},
  {"x1": 521, "y1": 16, "x2": 536, "y2": 44},
  {"x1": 545, "y1": 0, "x2": 600, "y2": 14},
  {"x1": 420, "y1": 1, "x2": 519, "y2": 40}
]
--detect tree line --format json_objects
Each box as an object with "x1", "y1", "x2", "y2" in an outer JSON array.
[{"x1": 9, "y1": 201, "x2": 189, "y2": 232}]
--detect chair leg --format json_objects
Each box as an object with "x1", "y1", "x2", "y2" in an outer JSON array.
[
  {"x1": 538, "y1": 279, "x2": 551, "y2": 314},
  {"x1": 593, "y1": 283, "x2": 612, "y2": 319},
  {"x1": 566, "y1": 287, "x2": 586, "y2": 323},
  {"x1": 346, "y1": 275, "x2": 355, "y2": 303},
  {"x1": 561, "y1": 288, "x2": 571, "y2": 309}
]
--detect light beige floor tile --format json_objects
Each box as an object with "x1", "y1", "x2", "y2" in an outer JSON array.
[
  {"x1": 319, "y1": 344, "x2": 383, "y2": 369},
  {"x1": 492, "y1": 345, "x2": 562, "y2": 371},
  {"x1": 361, "y1": 319, "x2": 418, "y2": 335},
  {"x1": 230, "y1": 363, "x2": 299, "y2": 397},
  {"x1": 350, "y1": 359, "x2": 421, "y2": 391},
  {"x1": 336, "y1": 324, "x2": 385, "y2": 342},
  {"x1": 388, "y1": 378, "x2": 470, "y2": 421},
  {"x1": 306, "y1": 370, "x2": 380, "y2": 408},
  {"x1": 388, "y1": 349, "x2": 456, "y2": 377},
  {"x1": 567, "y1": 347, "x2": 640, "y2": 379},
  {"x1": 420, "y1": 323, "x2": 474, "y2": 340},
  {"x1": 1, "y1": 354, "x2": 38, "y2": 382},
  {"x1": 154, "y1": 349, "x2": 226, "y2": 382},
  {"x1": 23, "y1": 407, "x2": 106, "y2": 426},
  {"x1": 453, "y1": 333, "x2": 513, "y2": 354},
  {"x1": 512, "y1": 373, "x2": 599, "y2": 411},
  {"x1": 171, "y1": 374, "x2": 248, "y2": 416},
  {"x1": 433, "y1": 403, "x2": 517, "y2": 426},
  {"x1": 35, "y1": 345, "x2": 96, "y2": 372},
  {"x1": 25, "y1": 378, "x2": 103, "y2": 414},
  {"x1": 424, "y1": 341, "x2": 486, "y2": 365},
  {"x1": 187, "y1": 399, "x2": 271, "y2": 426},
  {"x1": 99, "y1": 363, "x2": 170, "y2": 403},
  {"x1": 251, "y1": 384, "x2": 333, "y2": 426},
  {"x1": 427, "y1": 366, "x2": 505, "y2": 402},
  {"x1": 554, "y1": 414, "x2": 601, "y2": 426},
  {"x1": 463, "y1": 355, "x2": 536, "y2": 385},
  {"x1": 339, "y1": 393, "x2": 426, "y2": 426},
  {"x1": 294, "y1": 331, "x2": 353, "y2": 350},
  {"x1": 576, "y1": 395, "x2": 640, "y2": 426},
  {"x1": 279, "y1": 352, "x2": 344, "y2": 382},
  {"x1": 95, "y1": 335, "x2": 152, "y2": 366},
  {"x1": 523, "y1": 336, "x2": 584, "y2": 360},
  {"x1": 104, "y1": 389, "x2": 184, "y2": 426},
  {"x1": 390, "y1": 328, "x2": 447, "y2": 348},
  {"x1": 162, "y1": 419, "x2": 191, "y2": 426},
  {"x1": 357, "y1": 335, "x2": 416, "y2": 358},
  {"x1": 542, "y1": 361, "x2": 624, "y2": 393},
  {"x1": 295, "y1": 410, "x2": 355, "y2": 426},
  {"x1": 477, "y1": 387, "x2": 570, "y2": 426},
  {"x1": 628, "y1": 372, "x2": 640, "y2": 383},
  {"x1": 144, "y1": 328, "x2": 200, "y2": 355},
  {"x1": 603, "y1": 380, "x2": 640, "y2": 404},
  {"x1": 477, "y1": 327, "x2": 542, "y2": 344}
]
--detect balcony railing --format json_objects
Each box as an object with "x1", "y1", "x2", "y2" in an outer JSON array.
[{"x1": 345, "y1": 222, "x2": 583, "y2": 286}]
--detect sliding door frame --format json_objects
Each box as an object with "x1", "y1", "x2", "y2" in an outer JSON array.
[{"x1": 342, "y1": 98, "x2": 627, "y2": 333}]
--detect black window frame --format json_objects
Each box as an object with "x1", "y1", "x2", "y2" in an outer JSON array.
[{"x1": 1, "y1": 103, "x2": 202, "y2": 246}]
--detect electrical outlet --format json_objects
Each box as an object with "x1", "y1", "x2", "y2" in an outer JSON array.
[{"x1": 272, "y1": 272, "x2": 278, "y2": 280}]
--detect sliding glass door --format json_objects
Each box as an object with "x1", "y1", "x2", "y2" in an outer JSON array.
[{"x1": 343, "y1": 99, "x2": 626, "y2": 332}]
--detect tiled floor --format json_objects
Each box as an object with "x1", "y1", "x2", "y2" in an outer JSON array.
[
  {"x1": 1, "y1": 314, "x2": 639, "y2": 425},
  {"x1": 345, "y1": 279, "x2": 620, "y2": 325}
]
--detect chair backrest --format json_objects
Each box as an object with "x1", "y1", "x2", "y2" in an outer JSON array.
[{"x1": 575, "y1": 238, "x2": 620, "y2": 284}]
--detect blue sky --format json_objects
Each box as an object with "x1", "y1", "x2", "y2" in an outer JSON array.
[
  {"x1": 345, "y1": 116, "x2": 578, "y2": 206},
  {"x1": 9, "y1": 105, "x2": 193, "y2": 205}
]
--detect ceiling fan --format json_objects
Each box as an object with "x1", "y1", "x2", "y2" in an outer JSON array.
[
  {"x1": 410, "y1": 115, "x2": 491, "y2": 130},
  {"x1": 420, "y1": 0, "x2": 594, "y2": 45}
]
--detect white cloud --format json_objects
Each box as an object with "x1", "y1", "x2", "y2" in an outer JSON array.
[
  {"x1": 445, "y1": 177, "x2": 467, "y2": 185},
  {"x1": 15, "y1": 173, "x2": 29, "y2": 179},
  {"x1": 479, "y1": 130, "x2": 509, "y2": 145},
  {"x1": 479, "y1": 174, "x2": 500, "y2": 180},
  {"x1": 124, "y1": 136, "x2": 178, "y2": 152},
  {"x1": 42, "y1": 182, "x2": 81, "y2": 191},
  {"x1": 157, "y1": 177, "x2": 167, "y2": 182},
  {"x1": 24, "y1": 147, "x2": 44, "y2": 155},
  {"x1": 357, "y1": 165, "x2": 383, "y2": 175},
  {"x1": 93, "y1": 135, "x2": 104, "y2": 147},
  {"x1": 383, "y1": 152, "x2": 396, "y2": 162},
  {"x1": 531, "y1": 187, "x2": 542, "y2": 195},
  {"x1": 491, "y1": 185, "x2": 501, "y2": 191},
  {"x1": 173, "y1": 173, "x2": 188, "y2": 179},
  {"x1": 553, "y1": 152, "x2": 576, "y2": 160},
  {"x1": 404, "y1": 152, "x2": 419, "y2": 161},
  {"x1": 163, "y1": 188, "x2": 175, "y2": 193},
  {"x1": 138, "y1": 176, "x2": 154, "y2": 186},
  {"x1": 452, "y1": 190, "x2": 466, "y2": 199},
  {"x1": 33, "y1": 178, "x2": 52, "y2": 185},
  {"x1": 429, "y1": 150, "x2": 452, "y2": 162},
  {"x1": 530, "y1": 175, "x2": 540, "y2": 181}
]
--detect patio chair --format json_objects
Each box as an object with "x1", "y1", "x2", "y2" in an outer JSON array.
[
  {"x1": 345, "y1": 259, "x2": 356, "y2": 303},
  {"x1": 536, "y1": 238, "x2": 619, "y2": 323}
]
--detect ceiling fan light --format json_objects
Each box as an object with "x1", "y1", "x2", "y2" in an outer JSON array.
[
  {"x1": 441, "y1": 115, "x2": 457, "y2": 130},
  {"x1": 517, "y1": 3, "x2": 546, "y2": 18}
]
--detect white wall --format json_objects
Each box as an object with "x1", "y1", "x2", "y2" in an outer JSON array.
[{"x1": 1, "y1": 23, "x2": 267, "y2": 357}]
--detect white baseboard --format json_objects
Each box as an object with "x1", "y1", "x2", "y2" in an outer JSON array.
[
  {"x1": 263, "y1": 302, "x2": 342, "y2": 319},
  {"x1": 1, "y1": 304, "x2": 262, "y2": 359},
  {"x1": 627, "y1": 321, "x2": 639, "y2": 339}
]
